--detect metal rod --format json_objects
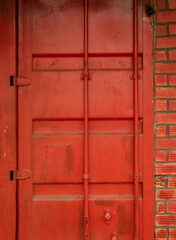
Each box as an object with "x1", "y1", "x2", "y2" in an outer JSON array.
[
  {"x1": 83, "y1": 0, "x2": 89, "y2": 239},
  {"x1": 133, "y1": 0, "x2": 139, "y2": 239}
]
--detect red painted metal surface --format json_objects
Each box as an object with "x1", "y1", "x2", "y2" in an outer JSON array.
[
  {"x1": 0, "y1": 0, "x2": 154, "y2": 239},
  {"x1": 0, "y1": 1, "x2": 16, "y2": 239},
  {"x1": 83, "y1": 0, "x2": 90, "y2": 239},
  {"x1": 133, "y1": 1, "x2": 139, "y2": 239}
]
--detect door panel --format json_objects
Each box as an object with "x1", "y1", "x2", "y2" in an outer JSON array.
[
  {"x1": 32, "y1": 71, "x2": 143, "y2": 119},
  {"x1": 32, "y1": 72, "x2": 83, "y2": 118},
  {"x1": 89, "y1": 0, "x2": 142, "y2": 53},
  {"x1": 32, "y1": 0, "x2": 84, "y2": 54},
  {"x1": 17, "y1": 0, "x2": 154, "y2": 239},
  {"x1": 33, "y1": 128, "x2": 143, "y2": 183}
]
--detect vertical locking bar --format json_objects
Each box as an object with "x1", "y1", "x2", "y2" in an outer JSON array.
[
  {"x1": 83, "y1": 0, "x2": 89, "y2": 239},
  {"x1": 133, "y1": 0, "x2": 139, "y2": 239}
]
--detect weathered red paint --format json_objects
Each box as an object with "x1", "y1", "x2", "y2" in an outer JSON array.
[
  {"x1": 83, "y1": 0, "x2": 90, "y2": 239},
  {"x1": 0, "y1": 0, "x2": 154, "y2": 239},
  {"x1": 0, "y1": 1, "x2": 16, "y2": 239},
  {"x1": 133, "y1": 0, "x2": 139, "y2": 239}
]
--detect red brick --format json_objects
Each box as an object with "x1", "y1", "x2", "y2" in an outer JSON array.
[
  {"x1": 156, "y1": 215, "x2": 176, "y2": 226},
  {"x1": 157, "y1": 0, "x2": 166, "y2": 9},
  {"x1": 168, "y1": 151, "x2": 176, "y2": 162},
  {"x1": 167, "y1": 202, "x2": 176, "y2": 213},
  {"x1": 169, "y1": 75, "x2": 176, "y2": 86},
  {"x1": 168, "y1": 0, "x2": 176, "y2": 9},
  {"x1": 156, "y1": 126, "x2": 167, "y2": 137},
  {"x1": 156, "y1": 138, "x2": 176, "y2": 149},
  {"x1": 157, "y1": 11, "x2": 176, "y2": 23},
  {"x1": 155, "y1": 151, "x2": 167, "y2": 162},
  {"x1": 155, "y1": 75, "x2": 168, "y2": 86},
  {"x1": 156, "y1": 100, "x2": 167, "y2": 111},
  {"x1": 156, "y1": 63, "x2": 176, "y2": 73},
  {"x1": 156, "y1": 190, "x2": 176, "y2": 200},
  {"x1": 157, "y1": 202, "x2": 165, "y2": 213},
  {"x1": 169, "y1": 49, "x2": 176, "y2": 60},
  {"x1": 156, "y1": 51, "x2": 167, "y2": 61},
  {"x1": 169, "y1": 229, "x2": 176, "y2": 240},
  {"x1": 156, "y1": 113, "x2": 176, "y2": 124},
  {"x1": 156, "y1": 177, "x2": 167, "y2": 188},
  {"x1": 155, "y1": 228, "x2": 167, "y2": 239},
  {"x1": 157, "y1": 25, "x2": 167, "y2": 36},
  {"x1": 156, "y1": 164, "x2": 176, "y2": 175},
  {"x1": 169, "y1": 126, "x2": 176, "y2": 136},
  {"x1": 169, "y1": 100, "x2": 176, "y2": 110},
  {"x1": 156, "y1": 37, "x2": 176, "y2": 48},
  {"x1": 156, "y1": 88, "x2": 176, "y2": 98},
  {"x1": 168, "y1": 177, "x2": 176, "y2": 188},
  {"x1": 169, "y1": 24, "x2": 176, "y2": 35}
]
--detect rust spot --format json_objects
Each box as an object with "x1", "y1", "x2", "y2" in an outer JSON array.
[
  {"x1": 78, "y1": 207, "x2": 84, "y2": 239},
  {"x1": 89, "y1": 0, "x2": 133, "y2": 13},
  {"x1": 89, "y1": 0, "x2": 111, "y2": 11},
  {"x1": 0, "y1": 1, "x2": 13, "y2": 17},
  {"x1": 112, "y1": 87, "x2": 120, "y2": 96},
  {"x1": 95, "y1": 200, "x2": 116, "y2": 206},
  {"x1": 121, "y1": 136, "x2": 128, "y2": 147},
  {"x1": 40, "y1": 163, "x2": 46, "y2": 182},
  {"x1": 117, "y1": 204, "x2": 132, "y2": 235},
  {"x1": 125, "y1": 151, "x2": 132, "y2": 163},
  {"x1": 34, "y1": 0, "x2": 82, "y2": 18},
  {"x1": 65, "y1": 145, "x2": 73, "y2": 175}
]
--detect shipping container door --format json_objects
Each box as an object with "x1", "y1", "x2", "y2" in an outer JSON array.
[{"x1": 16, "y1": 0, "x2": 154, "y2": 239}]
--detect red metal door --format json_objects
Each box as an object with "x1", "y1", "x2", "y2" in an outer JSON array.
[{"x1": 15, "y1": 0, "x2": 154, "y2": 239}]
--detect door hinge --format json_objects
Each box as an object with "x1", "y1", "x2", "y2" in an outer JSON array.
[
  {"x1": 10, "y1": 169, "x2": 32, "y2": 181},
  {"x1": 10, "y1": 76, "x2": 31, "y2": 86}
]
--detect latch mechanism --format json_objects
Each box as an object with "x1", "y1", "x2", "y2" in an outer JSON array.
[
  {"x1": 10, "y1": 76, "x2": 31, "y2": 86},
  {"x1": 104, "y1": 209, "x2": 111, "y2": 225},
  {"x1": 10, "y1": 169, "x2": 32, "y2": 181}
]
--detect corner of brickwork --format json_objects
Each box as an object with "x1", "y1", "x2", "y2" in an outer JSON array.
[{"x1": 154, "y1": 0, "x2": 176, "y2": 239}]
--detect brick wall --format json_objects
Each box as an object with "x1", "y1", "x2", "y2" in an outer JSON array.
[{"x1": 154, "y1": 0, "x2": 176, "y2": 239}]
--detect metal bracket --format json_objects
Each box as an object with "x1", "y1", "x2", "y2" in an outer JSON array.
[
  {"x1": 129, "y1": 73, "x2": 141, "y2": 80},
  {"x1": 80, "y1": 73, "x2": 91, "y2": 81},
  {"x1": 134, "y1": 175, "x2": 140, "y2": 180},
  {"x1": 129, "y1": 173, "x2": 141, "y2": 180},
  {"x1": 10, "y1": 76, "x2": 31, "y2": 86},
  {"x1": 82, "y1": 173, "x2": 91, "y2": 180},
  {"x1": 10, "y1": 169, "x2": 32, "y2": 180}
]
